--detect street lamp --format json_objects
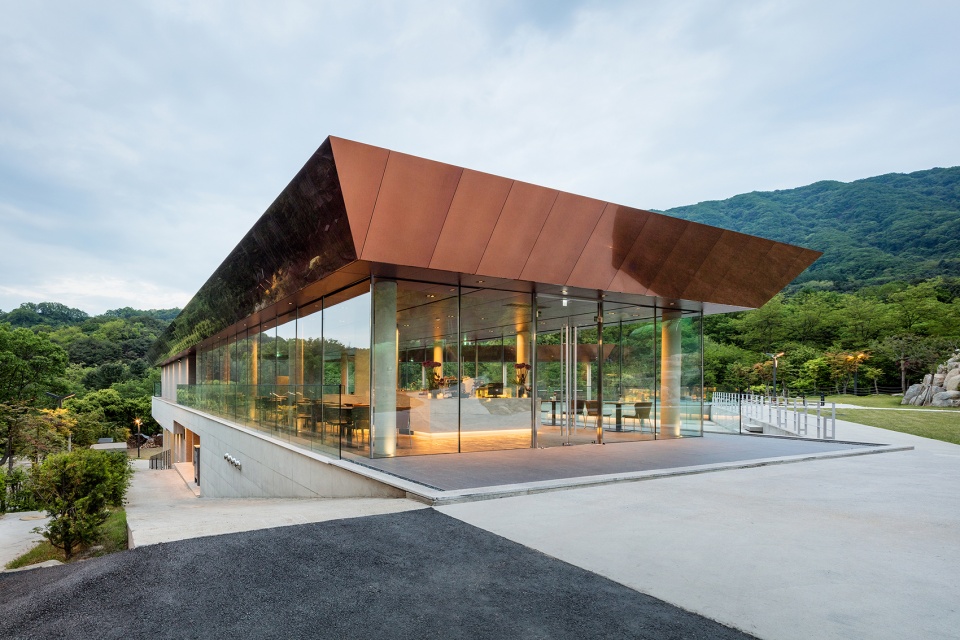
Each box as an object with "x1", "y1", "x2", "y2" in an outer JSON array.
[
  {"x1": 44, "y1": 392, "x2": 75, "y2": 408},
  {"x1": 134, "y1": 418, "x2": 142, "y2": 458},
  {"x1": 846, "y1": 352, "x2": 868, "y2": 396},
  {"x1": 764, "y1": 352, "x2": 785, "y2": 398}
]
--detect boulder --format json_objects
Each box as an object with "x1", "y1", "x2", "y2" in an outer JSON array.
[
  {"x1": 923, "y1": 374, "x2": 932, "y2": 385},
  {"x1": 933, "y1": 373, "x2": 946, "y2": 387},
  {"x1": 902, "y1": 384, "x2": 923, "y2": 405},
  {"x1": 945, "y1": 371, "x2": 960, "y2": 392},
  {"x1": 931, "y1": 390, "x2": 960, "y2": 407}
]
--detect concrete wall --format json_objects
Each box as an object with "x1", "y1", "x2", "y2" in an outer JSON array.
[{"x1": 152, "y1": 397, "x2": 403, "y2": 499}]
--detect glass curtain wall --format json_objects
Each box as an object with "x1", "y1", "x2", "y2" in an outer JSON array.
[
  {"x1": 600, "y1": 303, "x2": 658, "y2": 442},
  {"x1": 179, "y1": 281, "x2": 371, "y2": 458},
  {"x1": 182, "y1": 277, "x2": 702, "y2": 460},
  {"x1": 323, "y1": 284, "x2": 372, "y2": 459},
  {"x1": 459, "y1": 289, "x2": 532, "y2": 453},
  {"x1": 370, "y1": 280, "x2": 534, "y2": 457}
]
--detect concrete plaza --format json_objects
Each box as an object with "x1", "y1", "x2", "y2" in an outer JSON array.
[{"x1": 438, "y1": 419, "x2": 960, "y2": 639}]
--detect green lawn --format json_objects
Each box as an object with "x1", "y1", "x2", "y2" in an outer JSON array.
[
  {"x1": 824, "y1": 394, "x2": 960, "y2": 411},
  {"x1": 5, "y1": 507, "x2": 128, "y2": 570},
  {"x1": 835, "y1": 408, "x2": 960, "y2": 445}
]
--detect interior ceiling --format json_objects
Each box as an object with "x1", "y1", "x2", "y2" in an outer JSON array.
[{"x1": 396, "y1": 285, "x2": 680, "y2": 345}]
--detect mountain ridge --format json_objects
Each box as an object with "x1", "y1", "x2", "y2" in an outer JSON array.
[{"x1": 663, "y1": 166, "x2": 960, "y2": 291}]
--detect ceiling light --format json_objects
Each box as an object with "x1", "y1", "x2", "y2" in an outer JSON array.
[{"x1": 427, "y1": 294, "x2": 436, "y2": 298}]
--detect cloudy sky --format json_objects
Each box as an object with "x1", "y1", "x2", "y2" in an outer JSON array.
[{"x1": 1, "y1": 0, "x2": 957, "y2": 314}]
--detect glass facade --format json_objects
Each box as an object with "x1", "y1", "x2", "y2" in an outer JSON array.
[{"x1": 179, "y1": 277, "x2": 703, "y2": 460}]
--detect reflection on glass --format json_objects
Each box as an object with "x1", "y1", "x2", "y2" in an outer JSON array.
[
  {"x1": 177, "y1": 279, "x2": 704, "y2": 462},
  {"x1": 601, "y1": 304, "x2": 657, "y2": 442},
  {"x1": 459, "y1": 289, "x2": 532, "y2": 453},
  {"x1": 324, "y1": 284, "x2": 371, "y2": 458}
]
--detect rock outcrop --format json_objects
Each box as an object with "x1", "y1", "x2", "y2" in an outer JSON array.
[{"x1": 902, "y1": 352, "x2": 960, "y2": 407}]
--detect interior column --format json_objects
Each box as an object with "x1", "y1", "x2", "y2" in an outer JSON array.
[
  {"x1": 660, "y1": 309, "x2": 682, "y2": 438},
  {"x1": 372, "y1": 280, "x2": 398, "y2": 457}
]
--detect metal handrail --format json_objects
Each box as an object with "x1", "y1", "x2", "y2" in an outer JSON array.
[{"x1": 149, "y1": 448, "x2": 172, "y2": 470}]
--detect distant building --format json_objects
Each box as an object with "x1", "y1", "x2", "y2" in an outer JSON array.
[{"x1": 149, "y1": 137, "x2": 819, "y2": 498}]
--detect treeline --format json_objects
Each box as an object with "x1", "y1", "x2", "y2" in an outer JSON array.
[
  {"x1": 703, "y1": 277, "x2": 960, "y2": 395},
  {"x1": 0, "y1": 302, "x2": 179, "y2": 470}
]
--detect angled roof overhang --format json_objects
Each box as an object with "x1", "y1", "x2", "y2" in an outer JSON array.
[{"x1": 149, "y1": 136, "x2": 820, "y2": 365}]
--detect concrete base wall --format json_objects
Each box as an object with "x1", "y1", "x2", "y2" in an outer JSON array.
[{"x1": 152, "y1": 398, "x2": 404, "y2": 499}]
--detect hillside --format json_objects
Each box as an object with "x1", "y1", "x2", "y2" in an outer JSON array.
[{"x1": 664, "y1": 166, "x2": 960, "y2": 291}]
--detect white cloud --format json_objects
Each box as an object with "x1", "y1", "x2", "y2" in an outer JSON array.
[{"x1": 0, "y1": 0, "x2": 957, "y2": 313}]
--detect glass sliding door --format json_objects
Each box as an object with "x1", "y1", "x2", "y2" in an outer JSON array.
[
  {"x1": 600, "y1": 303, "x2": 657, "y2": 441},
  {"x1": 534, "y1": 295, "x2": 601, "y2": 447}
]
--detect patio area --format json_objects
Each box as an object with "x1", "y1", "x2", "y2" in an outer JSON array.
[{"x1": 348, "y1": 432, "x2": 895, "y2": 493}]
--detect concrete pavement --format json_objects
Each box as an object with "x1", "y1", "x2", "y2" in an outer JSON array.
[
  {"x1": 437, "y1": 419, "x2": 960, "y2": 640},
  {"x1": 0, "y1": 511, "x2": 49, "y2": 568},
  {"x1": 125, "y1": 459, "x2": 426, "y2": 547}
]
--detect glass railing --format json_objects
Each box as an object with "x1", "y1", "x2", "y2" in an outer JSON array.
[{"x1": 174, "y1": 383, "x2": 370, "y2": 459}]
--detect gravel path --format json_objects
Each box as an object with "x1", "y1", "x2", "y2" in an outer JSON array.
[{"x1": 0, "y1": 509, "x2": 753, "y2": 640}]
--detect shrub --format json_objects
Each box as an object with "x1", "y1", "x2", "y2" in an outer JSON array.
[
  {"x1": 0, "y1": 466, "x2": 37, "y2": 513},
  {"x1": 31, "y1": 449, "x2": 132, "y2": 559}
]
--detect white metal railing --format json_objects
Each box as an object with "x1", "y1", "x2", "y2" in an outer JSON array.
[{"x1": 710, "y1": 393, "x2": 836, "y2": 439}]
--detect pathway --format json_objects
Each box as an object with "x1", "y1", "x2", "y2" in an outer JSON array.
[
  {"x1": 125, "y1": 459, "x2": 426, "y2": 547},
  {"x1": 0, "y1": 511, "x2": 49, "y2": 568}
]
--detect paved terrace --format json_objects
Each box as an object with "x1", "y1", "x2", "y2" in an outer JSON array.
[{"x1": 343, "y1": 431, "x2": 907, "y2": 503}]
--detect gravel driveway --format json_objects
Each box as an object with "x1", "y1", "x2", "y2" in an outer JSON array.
[{"x1": 0, "y1": 509, "x2": 753, "y2": 639}]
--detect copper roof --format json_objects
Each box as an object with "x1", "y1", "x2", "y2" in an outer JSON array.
[{"x1": 330, "y1": 136, "x2": 820, "y2": 310}]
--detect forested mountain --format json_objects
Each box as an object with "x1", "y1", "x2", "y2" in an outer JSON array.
[{"x1": 665, "y1": 166, "x2": 960, "y2": 291}]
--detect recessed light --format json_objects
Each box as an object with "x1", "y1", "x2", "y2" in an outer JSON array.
[
  {"x1": 477, "y1": 280, "x2": 485, "y2": 283},
  {"x1": 427, "y1": 294, "x2": 436, "y2": 298}
]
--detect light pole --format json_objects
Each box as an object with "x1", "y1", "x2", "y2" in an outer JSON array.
[
  {"x1": 44, "y1": 392, "x2": 75, "y2": 408},
  {"x1": 764, "y1": 352, "x2": 785, "y2": 398},
  {"x1": 134, "y1": 418, "x2": 142, "y2": 458},
  {"x1": 847, "y1": 352, "x2": 867, "y2": 396}
]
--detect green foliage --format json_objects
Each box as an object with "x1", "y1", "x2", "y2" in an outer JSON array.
[
  {"x1": 5, "y1": 507, "x2": 128, "y2": 568},
  {"x1": 703, "y1": 277, "x2": 959, "y2": 394},
  {"x1": 666, "y1": 167, "x2": 960, "y2": 291},
  {"x1": 31, "y1": 449, "x2": 132, "y2": 560},
  {"x1": 0, "y1": 466, "x2": 38, "y2": 513},
  {"x1": 65, "y1": 389, "x2": 140, "y2": 446},
  {"x1": 0, "y1": 324, "x2": 69, "y2": 403},
  {"x1": 0, "y1": 304, "x2": 175, "y2": 461}
]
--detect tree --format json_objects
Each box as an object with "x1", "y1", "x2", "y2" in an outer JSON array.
[
  {"x1": 19, "y1": 409, "x2": 74, "y2": 464},
  {"x1": 876, "y1": 334, "x2": 925, "y2": 393},
  {"x1": 31, "y1": 449, "x2": 132, "y2": 560},
  {"x1": 0, "y1": 325, "x2": 69, "y2": 469}
]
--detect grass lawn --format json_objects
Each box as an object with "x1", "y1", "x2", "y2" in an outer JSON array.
[
  {"x1": 825, "y1": 394, "x2": 960, "y2": 411},
  {"x1": 835, "y1": 408, "x2": 960, "y2": 445},
  {"x1": 4, "y1": 507, "x2": 128, "y2": 570}
]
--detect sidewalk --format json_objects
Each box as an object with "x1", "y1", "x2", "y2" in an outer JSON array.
[
  {"x1": 0, "y1": 511, "x2": 49, "y2": 568},
  {"x1": 438, "y1": 419, "x2": 960, "y2": 640},
  {"x1": 125, "y1": 459, "x2": 426, "y2": 547}
]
